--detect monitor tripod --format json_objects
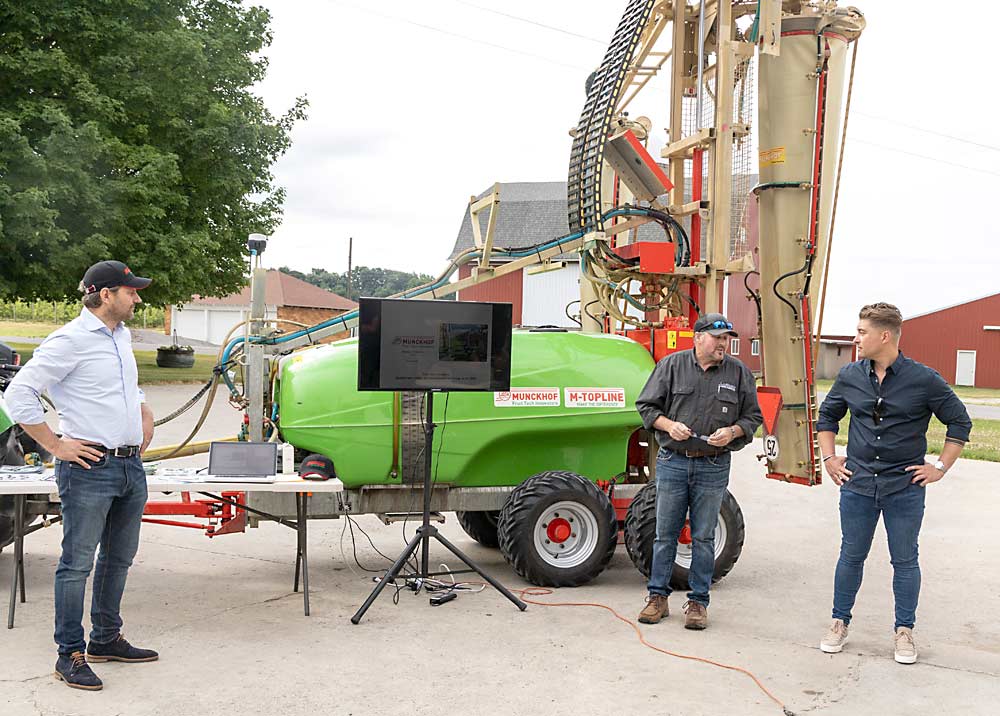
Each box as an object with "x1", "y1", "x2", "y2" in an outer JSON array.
[{"x1": 351, "y1": 390, "x2": 527, "y2": 624}]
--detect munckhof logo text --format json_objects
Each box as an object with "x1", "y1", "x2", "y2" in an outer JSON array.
[{"x1": 391, "y1": 336, "x2": 435, "y2": 346}]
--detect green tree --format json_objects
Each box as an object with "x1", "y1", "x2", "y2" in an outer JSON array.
[
  {"x1": 278, "y1": 265, "x2": 437, "y2": 300},
  {"x1": 0, "y1": 1, "x2": 306, "y2": 304}
]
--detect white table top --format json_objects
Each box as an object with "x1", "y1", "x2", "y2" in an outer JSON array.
[{"x1": 0, "y1": 471, "x2": 344, "y2": 495}]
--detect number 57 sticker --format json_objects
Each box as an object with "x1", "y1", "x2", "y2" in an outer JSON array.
[{"x1": 763, "y1": 435, "x2": 779, "y2": 461}]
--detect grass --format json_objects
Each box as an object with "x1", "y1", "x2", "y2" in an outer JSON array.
[
  {"x1": 829, "y1": 412, "x2": 1000, "y2": 462},
  {"x1": 5, "y1": 342, "x2": 217, "y2": 384},
  {"x1": 0, "y1": 318, "x2": 161, "y2": 339},
  {"x1": 0, "y1": 320, "x2": 62, "y2": 339}
]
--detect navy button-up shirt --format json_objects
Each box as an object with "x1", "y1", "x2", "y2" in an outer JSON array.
[{"x1": 817, "y1": 352, "x2": 972, "y2": 497}]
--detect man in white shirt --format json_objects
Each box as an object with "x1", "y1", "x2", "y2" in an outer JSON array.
[{"x1": 6, "y1": 260, "x2": 159, "y2": 690}]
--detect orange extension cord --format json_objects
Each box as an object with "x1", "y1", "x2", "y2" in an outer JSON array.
[{"x1": 513, "y1": 587, "x2": 796, "y2": 716}]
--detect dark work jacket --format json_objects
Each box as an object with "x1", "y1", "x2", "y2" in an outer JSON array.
[{"x1": 635, "y1": 349, "x2": 762, "y2": 453}]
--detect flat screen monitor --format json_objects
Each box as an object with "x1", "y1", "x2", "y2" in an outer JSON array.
[{"x1": 357, "y1": 298, "x2": 512, "y2": 392}]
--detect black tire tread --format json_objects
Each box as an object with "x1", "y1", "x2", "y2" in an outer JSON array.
[
  {"x1": 623, "y1": 481, "x2": 745, "y2": 589},
  {"x1": 498, "y1": 470, "x2": 617, "y2": 587},
  {"x1": 456, "y1": 510, "x2": 500, "y2": 548}
]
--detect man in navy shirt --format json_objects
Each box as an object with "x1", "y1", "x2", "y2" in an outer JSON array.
[{"x1": 815, "y1": 303, "x2": 971, "y2": 664}]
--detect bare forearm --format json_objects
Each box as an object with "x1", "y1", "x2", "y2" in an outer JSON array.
[
  {"x1": 140, "y1": 403, "x2": 154, "y2": 453},
  {"x1": 937, "y1": 440, "x2": 964, "y2": 471},
  {"x1": 818, "y1": 431, "x2": 837, "y2": 458},
  {"x1": 17, "y1": 422, "x2": 61, "y2": 455}
]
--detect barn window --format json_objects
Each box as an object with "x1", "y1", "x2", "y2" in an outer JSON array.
[
  {"x1": 730, "y1": 338, "x2": 740, "y2": 355},
  {"x1": 751, "y1": 339, "x2": 760, "y2": 356}
]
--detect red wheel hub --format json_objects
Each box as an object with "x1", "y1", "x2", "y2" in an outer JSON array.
[
  {"x1": 546, "y1": 517, "x2": 572, "y2": 543},
  {"x1": 678, "y1": 521, "x2": 692, "y2": 545}
]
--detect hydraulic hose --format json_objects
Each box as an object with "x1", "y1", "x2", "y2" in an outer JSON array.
[{"x1": 771, "y1": 258, "x2": 809, "y2": 321}]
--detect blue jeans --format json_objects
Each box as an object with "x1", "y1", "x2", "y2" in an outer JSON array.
[
  {"x1": 647, "y1": 449, "x2": 730, "y2": 606},
  {"x1": 54, "y1": 454, "x2": 147, "y2": 655},
  {"x1": 833, "y1": 483, "x2": 926, "y2": 630}
]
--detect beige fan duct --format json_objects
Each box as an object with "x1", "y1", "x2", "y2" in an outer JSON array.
[{"x1": 755, "y1": 6, "x2": 865, "y2": 484}]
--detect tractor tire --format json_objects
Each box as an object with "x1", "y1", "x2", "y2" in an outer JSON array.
[
  {"x1": 456, "y1": 510, "x2": 500, "y2": 548},
  {"x1": 498, "y1": 471, "x2": 617, "y2": 587},
  {"x1": 155, "y1": 349, "x2": 195, "y2": 368},
  {"x1": 623, "y1": 482, "x2": 745, "y2": 590}
]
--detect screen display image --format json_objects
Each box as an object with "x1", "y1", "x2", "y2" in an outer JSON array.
[
  {"x1": 208, "y1": 442, "x2": 278, "y2": 476},
  {"x1": 358, "y1": 298, "x2": 512, "y2": 392},
  {"x1": 438, "y1": 323, "x2": 489, "y2": 362}
]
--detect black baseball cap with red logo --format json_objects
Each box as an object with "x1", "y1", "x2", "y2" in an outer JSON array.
[{"x1": 82, "y1": 260, "x2": 152, "y2": 295}]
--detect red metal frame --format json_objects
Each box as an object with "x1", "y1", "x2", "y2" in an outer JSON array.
[
  {"x1": 142, "y1": 491, "x2": 248, "y2": 537},
  {"x1": 614, "y1": 241, "x2": 676, "y2": 274}
]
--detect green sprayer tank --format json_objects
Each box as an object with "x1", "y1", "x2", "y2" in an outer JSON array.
[{"x1": 277, "y1": 330, "x2": 655, "y2": 488}]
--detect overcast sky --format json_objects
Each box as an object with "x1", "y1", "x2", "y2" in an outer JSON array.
[{"x1": 253, "y1": 0, "x2": 998, "y2": 334}]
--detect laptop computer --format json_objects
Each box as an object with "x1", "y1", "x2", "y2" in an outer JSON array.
[{"x1": 204, "y1": 442, "x2": 278, "y2": 483}]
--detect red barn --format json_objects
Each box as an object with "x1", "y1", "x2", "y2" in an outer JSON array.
[{"x1": 902, "y1": 292, "x2": 1000, "y2": 388}]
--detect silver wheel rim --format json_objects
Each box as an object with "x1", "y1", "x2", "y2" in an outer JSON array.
[
  {"x1": 674, "y1": 515, "x2": 728, "y2": 570},
  {"x1": 533, "y1": 500, "x2": 600, "y2": 568}
]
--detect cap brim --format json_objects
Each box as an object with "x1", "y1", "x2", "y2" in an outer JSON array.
[
  {"x1": 123, "y1": 276, "x2": 152, "y2": 290},
  {"x1": 705, "y1": 328, "x2": 738, "y2": 337}
]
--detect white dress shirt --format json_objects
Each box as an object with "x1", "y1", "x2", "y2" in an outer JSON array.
[{"x1": 5, "y1": 308, "x2": 145, "y2": 447}]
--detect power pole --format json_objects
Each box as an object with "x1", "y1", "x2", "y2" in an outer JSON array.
[{"x1": 347, "y1": 236, "x2": 353, "y2": 301}]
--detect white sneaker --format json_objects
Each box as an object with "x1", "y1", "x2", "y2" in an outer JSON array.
[
  {"x1": 894, "y1": 627, "x2": 918, "y2": 664},
  {"x1": 820, "y1": 619, "x2": 849, "y2": 653}
]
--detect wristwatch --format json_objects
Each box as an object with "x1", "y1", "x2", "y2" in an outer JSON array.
[{"x1": 933, "y1": 459, "x2": 947, "y2": 473}]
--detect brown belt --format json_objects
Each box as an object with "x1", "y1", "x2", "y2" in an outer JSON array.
[{"x1": 669, "y1": 448, "x2": 727, "y2": 459}]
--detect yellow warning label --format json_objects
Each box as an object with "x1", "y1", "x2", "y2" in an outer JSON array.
[
  {"x1": 759, "y1": 146, "x2": 786, "y2": 166},
  {"x1": 667, "y1": 331, "x2": 677, "y2": 349},
  {"x1": 679, "y1": 331, "x2": 694, "y2": 338}
]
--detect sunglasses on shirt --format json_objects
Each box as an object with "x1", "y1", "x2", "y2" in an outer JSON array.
[{"x1": 873, "y1": 396, "x2": 885, "y2": 423}]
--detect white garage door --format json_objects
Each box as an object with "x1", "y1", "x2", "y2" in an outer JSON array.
[
  {"x1": 172, "y1": 307, "x2": 208, "y2": 343},
  {"x1": 206, "y1": 308, "x2": 248, "y2": 345},
  {"x1": 172, "y1": 306, "x2": 272, "y2": 345}
]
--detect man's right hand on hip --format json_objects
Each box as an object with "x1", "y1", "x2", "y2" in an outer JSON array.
[{"x1": 53, "y1": 439, "x2": 105, "y2": 468}]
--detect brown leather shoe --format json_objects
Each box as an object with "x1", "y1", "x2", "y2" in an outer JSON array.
[
  {"x1": 638, "y1": 594, "x2": 669, "y2": 624},
  {"x1": 683, "y1": 600, "x2": 708, "y2": 630}
]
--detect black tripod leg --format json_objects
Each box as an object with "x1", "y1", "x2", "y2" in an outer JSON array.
[
  {"x1": 432, "y1": 532, "x2": 527, "y2": 611},
  {"x1": 350, "y1": 531, "x2": 423, "y2": 625}
]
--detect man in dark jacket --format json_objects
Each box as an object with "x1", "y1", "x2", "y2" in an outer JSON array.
[
  {"x1": 816, "y1": 302, "x2": 971, "y2": 664},
  {"x1": 635, "y1": 313, "x2": 762, "y2": 629}
]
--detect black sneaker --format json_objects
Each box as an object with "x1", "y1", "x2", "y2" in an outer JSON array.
[
  {"x1": 87, "y1": 634, "x2": 159, "y2": 663},
  {"x1": 54, "y1": 651, "x2": 103, "y2": 690}
]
